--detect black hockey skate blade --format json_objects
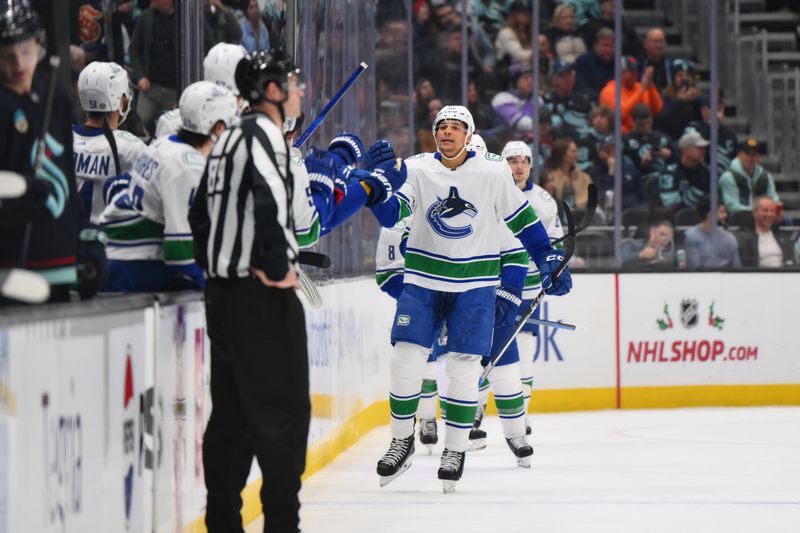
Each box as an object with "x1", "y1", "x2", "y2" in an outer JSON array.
[{"x1": 378, "y1": 459, "x2": 412, "y2": 487}]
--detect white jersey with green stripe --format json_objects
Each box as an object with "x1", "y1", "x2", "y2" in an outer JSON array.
[
  {"x1": 101, "y1": 135, "x2": 204, "y2": 263},
  {"x1": 396, "y1": 151, "x2": 543, "y2": 292},
  {"x1": 72, "y1": 125, "x2": 146, "y2": 224},
  {"x1": 290, "y1": 151, "x2": 320, "y2": 249},
  {"x1": 375, "y1": 215, "x2": 410, "y2": 290},
  {"x1": 520, "y1": 181, "x2": 563, "y2": 298}
]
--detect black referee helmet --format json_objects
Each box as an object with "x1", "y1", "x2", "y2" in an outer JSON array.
[
  {"x1": 0, "y1": 0, "x2": 43, "y2": 46},
  {"x1": 235, "y1": 48, "x2": 300, "y2": 105}
]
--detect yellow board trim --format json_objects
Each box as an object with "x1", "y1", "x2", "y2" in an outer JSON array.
[{"x1": 185, "y1": 384, "x2": 799, "y2": 531}]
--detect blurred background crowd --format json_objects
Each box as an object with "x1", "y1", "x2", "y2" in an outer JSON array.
[{"x1": 43, "y1": 0, "x2": 800, "y2": 276}]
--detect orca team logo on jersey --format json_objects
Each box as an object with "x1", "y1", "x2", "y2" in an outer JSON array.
[{"x1": 425, "y1": 186, "x2": 477, "y2": 239}]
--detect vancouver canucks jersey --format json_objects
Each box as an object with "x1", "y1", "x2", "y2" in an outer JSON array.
[
  {"x1": 154, "y1": 109, "x2": 182, "y2": 139},
  {"x1": 375, "y1": 215, "x2": 411, "y2": 293},
  {"x1": 290, "y1": 150, "x2": 321, "y2": 249},
  {"x1": 518, "y1": 181, "x2": 562, "y2": 298},
  {"x1": 393, "y1": 151, "x2": 548, "y2": 292},
  {"x1": 72, "y1": 124, "x2": 146, "y2": 223},
  {"x1": 101, "y1": 135, "x2": 203, "y2": 265}
]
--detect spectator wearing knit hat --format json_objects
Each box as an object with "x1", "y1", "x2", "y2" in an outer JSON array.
[{"x1": 491, "y1": 62, "x2": 543, "y2": 137}]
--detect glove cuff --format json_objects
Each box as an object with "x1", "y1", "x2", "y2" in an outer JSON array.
[{"x1": 496, "y1": 288, "x2": 522, "y2": 307}]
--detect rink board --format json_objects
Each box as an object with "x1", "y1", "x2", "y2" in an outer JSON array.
[{"x1": 0, "y1": 273, "x2": 797, "y2": 532}]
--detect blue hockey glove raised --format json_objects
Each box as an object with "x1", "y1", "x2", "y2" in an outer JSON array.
[
  {"x1": 359, "y1": 158, "x2": 407, "y2": 206},
  {"x1": 304, "y1": 148, "x2": 337, "y2": 200},
  {"x1": 495, "y1": 286, "x2": 522, "y2": 329},
  {"x1": 535, "y1": 250, "x2": 572, "y2": 296},
  {"x1": 327, "y1": 132, "x2": 364, "y2": 167},
  {"x1": 363, "y1": 139, "x2": 395, "y2": 171}
]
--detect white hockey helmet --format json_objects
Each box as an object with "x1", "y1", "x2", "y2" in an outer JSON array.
[
  {"x1": 468, "y1": 133, "x2": 487, "y2": 152},
  {"x1": 78, "y1": 61, "x2": 133, "y2": 123},
  {"x1": 203, "y1": 42, "x2": 247, "y2": 95},
  {"x1": 501, "y1": 140, "x2": 533, "y2": 161},
  {"x1": 432, "y1": 105, "x2": 475, "y2": 137},
  {"x1": 179, "y1": 81, "x2": 240, "y2": 136}
]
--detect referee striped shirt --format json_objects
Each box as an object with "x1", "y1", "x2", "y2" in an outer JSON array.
[{"x1": 189, "y1": 111, "x2": 299, "y2": 280}]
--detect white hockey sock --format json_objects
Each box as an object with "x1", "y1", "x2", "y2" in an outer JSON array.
[
  {"x1": 418, "y1": 358, "x2": 438, "y2": 420},
  {"x1": 389, "y1": 342, "x2": 429, "y2": 439},
  {"x1": 442, "y1": 353, "x2": 481, "y2": 452},
  {"x1": 491, "y1": 362, "x2": 526, "y2": 438},
  {"x1": 517, "y1": 332, "x2": 536, "y2": 416}
]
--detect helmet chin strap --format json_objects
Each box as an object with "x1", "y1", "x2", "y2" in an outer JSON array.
[{"x1": 436, "y1": 133, "x2": 472, "y2": 161}]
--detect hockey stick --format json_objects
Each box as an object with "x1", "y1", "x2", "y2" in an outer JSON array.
[
  {"x1": 480, "y1": 203, "x2": 578, "y2": 382},
  {"x1": 550, "y1": 184, "x2": 598, "y2": 246},
  {"x1": 526, "y1": 316, "x2": 578, "y2": 331},
  {"x1": 296, "y1": 265, "x2": 323, "y2": 309},
  {"x1": 292, "y1": 61, "x2": 369, "y2": 149},
  {"x1": 19, "y1": 55, "x2": 62, "y2": 269},
  {"x1": 298, "y1": 250, "x2": 332, "y2": 269}
]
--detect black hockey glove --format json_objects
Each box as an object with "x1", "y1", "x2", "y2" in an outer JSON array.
[{"x1": 76, "y1": 225, "x2": 108, "y2": 300}]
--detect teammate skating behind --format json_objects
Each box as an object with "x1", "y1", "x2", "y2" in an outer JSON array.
[{"x1": 371, "y1": 105, "x2": 572, "y2": 492}]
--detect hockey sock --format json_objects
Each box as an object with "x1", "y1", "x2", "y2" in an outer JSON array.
[
  {"x1": 517, "y1": 332, "x2": 536, "y2": 414},
  {"x1": 418, "y1": 358, "x2": 439, "y2": 420},
  {"x1": 491, "y1": 362, "x2": 526, "y2": 438},
  {"x1": 390, "y1": 342, "x2": 429, "y2": 439},
  {"x1": 442, "y1": 353, "x2": 481, "y2": 452},
  {"x1": 478, "y1": 375, "x2": 490, "y2": 409}
]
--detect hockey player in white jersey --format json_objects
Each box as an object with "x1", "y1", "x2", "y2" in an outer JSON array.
[
  {"x1": 371, "y1": 105, "x2": 572, "y2": 492},
  {"x1": 502, "y1": 140, "x2": 563, "y2": 434},
  {"x1": 73, "y1": 61, "x2": 145, "y2": 224},
  {"x1": 154, "y1": 42, "x2": 247, "y2": 139},
  {"x1": 101, "y1": 81, "x2": 239, "y2": 291}
]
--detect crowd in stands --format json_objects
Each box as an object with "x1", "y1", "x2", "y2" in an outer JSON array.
[
  {"x1": 375, "y1": 0, "x2": 799, "y2": 269},
  {"x1": 47, "y1": 0, "x2": 800, "y2": 276}
]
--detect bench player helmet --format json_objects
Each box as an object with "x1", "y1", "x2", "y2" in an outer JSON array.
[
  {"x1": 0, "y1": 0, "x2": 43, "y2": 46},
  {"x1": 501, "y1": 141, "x2": 532, "y2": 162},
  {"x1": 179, "y1": 80, "x2": 239, "y2": 136},
  {"x1": 468, "y1": 133, "x2": 487, "y2": 152},
  {"x1": 78, "y1": 61, "x2": 134, "y2": 124},
  {"x1": 235, "y1": 48, "x2": 300, "y2": 105},
  {"x1": 204, "y1": 42, "x2": 247, "y2": 95}
]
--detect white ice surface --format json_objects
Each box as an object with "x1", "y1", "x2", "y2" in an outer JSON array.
[{"x1": 247, "y1": 407, "x2": 800, "y2": 532}]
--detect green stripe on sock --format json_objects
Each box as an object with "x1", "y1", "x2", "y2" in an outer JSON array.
[
  {"x1": 521, "y1": 378, "x2": 533, "y2": 388},
  {"x1": 494, "y1": 395, "x2": 525, "y2": 416},
  {"x1": 390, "y1": 395, "x2": 420, "y2": 417},
  {"x1": 444, "y1": 401, "x2": 477, "y2": 425},
  {"x1": 421, "y1": 379, "x2": 437, "y2": 394},
  {"x1": 439, "y1": 398, "x2": 447, "y2": 418}
]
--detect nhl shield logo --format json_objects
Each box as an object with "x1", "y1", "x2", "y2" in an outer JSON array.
[{"x1": 680, "y1": 299, "x2": 699, "y2": 328}]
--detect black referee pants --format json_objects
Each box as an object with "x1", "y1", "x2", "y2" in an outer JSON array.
[{"x1": 203, "y1": 278, "x2": 310, "y2": 533}]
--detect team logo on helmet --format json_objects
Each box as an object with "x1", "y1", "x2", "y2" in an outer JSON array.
[{"x1": 425, "y1": 186, "x2": 478, "y2": 239}]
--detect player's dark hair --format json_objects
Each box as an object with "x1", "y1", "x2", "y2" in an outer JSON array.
[
  {"x1": 177, "y1": 128, "x2": 211, "y2": 149},
  {"x1": 86, "y1": 111, "x2": 107, "y2": 121}
]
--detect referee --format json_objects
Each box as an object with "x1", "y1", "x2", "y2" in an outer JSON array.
[{"x1": 189, "y1": 49, "x2": 308, "y2": 533}]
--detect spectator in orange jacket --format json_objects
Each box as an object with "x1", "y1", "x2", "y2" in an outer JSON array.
[{"x1": 599, "y1": 56, "x2": 662, "y2": 133}]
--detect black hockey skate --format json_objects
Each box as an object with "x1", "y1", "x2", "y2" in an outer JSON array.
[
  {"x1": 526, "y1": 423, "x2": 532, "y2": 436},
  {"x1": 418, "y1": 418, "x2": 438, "y2": 453},
  {"x1": 438, "y1": 448, "x2": 466, "y2": 493},
  {"x1": 505, "y1": 436, "x2": 533, "y2": 468},
  {"x1": 377, "y1": 435, "x2": 415, "y2": 487},
  {"x1": 467, "y1": 428, "x2": 487, "y2": 451}
]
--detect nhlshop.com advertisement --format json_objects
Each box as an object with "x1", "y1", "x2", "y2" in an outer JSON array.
[{"x1": 619, "y1": 273, "x2": 799, "y2": 387}]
